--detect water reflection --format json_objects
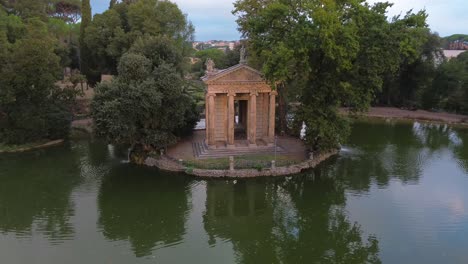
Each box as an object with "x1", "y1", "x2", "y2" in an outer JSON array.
[
  {"x1": 341, "y1": 120, "x2": 468, "y2": 192},
  {"x1": 0, "y1": 145, "x2": 81, "y2": 242},
  {"x1": 97, "y1": 166, "x2": 191, "y2": 257},
  {"x1": 203, "y1": 174, "x2": 381, "y2": 264}
]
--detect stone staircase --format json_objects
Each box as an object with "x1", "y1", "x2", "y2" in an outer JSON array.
[{"x1": 192, "y1": 141, "x2": 286, "y2": 159}]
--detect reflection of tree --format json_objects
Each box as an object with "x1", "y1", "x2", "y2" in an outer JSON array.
[
  {"x1": 98, "y1": 166, "x2": 191, "y2": 257},
  {"x1": 453, "y1": 128, "x2": 468, "y2": 172},
  {"x1": 0, "y1": 145, "x2": 81, "y2": 242},
  {"x1": 203, "y1": 174, "x2": 380, "y2": 264},
  {"x1": 342, "y1": 121, "x2": 452, "y2": 191},
  {"x1": 341, "y1": 120, "x2": 468, "y2": 192}
]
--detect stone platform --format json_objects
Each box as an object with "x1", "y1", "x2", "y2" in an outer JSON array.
[
  {"x1": 192, "y1": 140, "x2": 286, "y2": 159},
  {"x1": 167, "y1": 130, "x2": 307, "y2": 161}
]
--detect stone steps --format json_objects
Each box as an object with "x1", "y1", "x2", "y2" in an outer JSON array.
[{"x1": 192, "y1": 141, "x2": 286, "y2": 159}]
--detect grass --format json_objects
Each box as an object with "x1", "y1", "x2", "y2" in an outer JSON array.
[{"x1": 183, "y1": 154, "x2": 302, "y2": 170}]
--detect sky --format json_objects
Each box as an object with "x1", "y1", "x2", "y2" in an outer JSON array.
[{"x1": 90, "y1": 0, "x2": 468, "y2": 41}]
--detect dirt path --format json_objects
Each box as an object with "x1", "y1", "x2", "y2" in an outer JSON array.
[{"x1": 344, "y1": 107, "x2": 468, "y2": 124}]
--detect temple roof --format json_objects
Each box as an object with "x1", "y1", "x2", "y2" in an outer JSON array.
[{"x1": 202, "y1": 63, "x2": 267, "y2": 85}]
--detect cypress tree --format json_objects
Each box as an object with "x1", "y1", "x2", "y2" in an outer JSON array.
[{"x1": 79, "y1": 0, "x2": 91, "y2": 79}]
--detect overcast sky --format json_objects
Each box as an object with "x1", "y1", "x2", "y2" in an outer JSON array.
[{"x1": 91, "y1": 0, "x2": 468, "y2": 41}]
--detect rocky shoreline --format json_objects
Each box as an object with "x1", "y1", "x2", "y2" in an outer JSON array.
[
  {"x1": 0, "y1": 139, "x2": 64, "y2": 154},
  {"x1": 145, "y1": 149, "x2": 339, "y2": 178}
]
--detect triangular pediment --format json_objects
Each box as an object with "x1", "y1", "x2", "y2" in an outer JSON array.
[{"x1": 203, "y1": 64, "x2": 266, "y2": 84}]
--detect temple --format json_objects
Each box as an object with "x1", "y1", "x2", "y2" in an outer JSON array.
[{"x1": 202, "y1": 60, "x2": 277, "y2": 149}]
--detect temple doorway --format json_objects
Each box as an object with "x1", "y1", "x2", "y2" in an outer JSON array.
[{"x1": 235, "y1": 100, "x2": 248, "y2": 140}]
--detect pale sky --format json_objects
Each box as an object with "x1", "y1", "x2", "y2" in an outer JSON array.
[{"x1": 91, "y1": 0, "x2": 468, "y2": 41}]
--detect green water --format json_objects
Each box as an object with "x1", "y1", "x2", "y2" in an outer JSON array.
[{"x1": 1, "y1": 120, "x2": 468, "y2": 264}]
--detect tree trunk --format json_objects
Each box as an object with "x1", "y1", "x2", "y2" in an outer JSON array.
[{"x1": 129, "y1": 143, "x2": 146, "y2": 165}]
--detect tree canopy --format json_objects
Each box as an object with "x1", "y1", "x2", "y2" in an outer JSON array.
[
  {"x1": 233, "y1": 0, "x2": 439, "y2": 151},
  {"x1": 91, "y1": 39, "x2": 199, "y2": 162},
  {"x1": 0, "y1": 13, "x2": 75, "y2": 144},
  {"x1": 82, "y1": 0, "x2": 194, "y2": 83}
]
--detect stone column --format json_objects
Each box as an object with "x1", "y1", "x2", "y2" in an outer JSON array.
[
  {"x1": 268, "y1": 91, "x2": 277, "y2": 144},
  {"x1": 207, "y1": 93, "x2": 216, "y2": 146},
  {"x1": 249, "y1": 91, "x2": 258, "y2": 146},
  {"x1": 205, "y1": 93, "x2": 210, "y2": 145},
  {"x1": 227, "y1": 92, "x2": 236, "y2": 147}
]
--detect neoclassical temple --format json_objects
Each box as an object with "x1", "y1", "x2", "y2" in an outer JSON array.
[{"x1": 202, "y1": 60, "x2": 277, "y2": 148}]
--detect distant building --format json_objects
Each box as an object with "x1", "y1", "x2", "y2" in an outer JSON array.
[
  {"x1": 192, "y1": 40, "x2": 239, "y2": 51},
  {"x1": 448, "y1": 40, "x2": 468, "y2": 50}
]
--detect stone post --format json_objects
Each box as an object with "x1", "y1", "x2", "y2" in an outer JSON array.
[
  {"x1": 205, "y1": 93, "x2": 210, "y2": 144},
  {"x1": 208, "y1": 93, "x2": 216, "y2": 146},
  {"x1": 249, "y1": 91, "x2": 258, "y2": 147},
  {"x1": 229, "y1": 156, "x2": 234, "y2": 171},
  {"x1": 227, "y1": 92, "x2": 236, "y2": 147},
  {"x1": 268, "y1": 91, "x2": 278, "y2": 144},
  {"x1": 271, "y1": 160, "x2": 276, "y2": 170}
]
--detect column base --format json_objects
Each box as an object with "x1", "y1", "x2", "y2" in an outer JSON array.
[
  {"x1": 249, "y1": 143, "x2": 258, "y2": 148},
  {"x1": 227, "y1": 144, "x2": 235, "y2": 149},
  {"x1": 207, "y1": 144, "x2": 216, "y2": 150}
]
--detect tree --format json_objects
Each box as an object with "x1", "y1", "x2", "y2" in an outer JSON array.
[
  {"x1": 47, "y1": 0, "x2": 81, "y2": 23},
  {"x1": 422, "y1": 52, "x2": 468, "y2": 113},
  {"x1": 80, "y1": 0, "x2": 95, "y2": 82},
  {"x1": 0, "y1": 17, "x2": 74, "y2": 144},
  {"x1": 109, "y1": 0, "x2": 117, "y2": 8},
  {"x1": 91, "y1": 45, "x2": 199, "y2": 163},
  {"x1": 2, "y1": 0, "x2": 81, "y2": 22},
  {"x1": 233, "y1": 0, "x2": 434, "y2": 152},
  {"x1": 376, "y1": 11, "x2": 441, "y2": 107},
  {"x1": 194, "y1": 48, "x2": 228, "y2": 69},
  {"x1": 83, "y1": 0, "x2": 194, "y2": 79},
  {"x1": 234, "y1": 0, "x2": 379, "y2": 151}
]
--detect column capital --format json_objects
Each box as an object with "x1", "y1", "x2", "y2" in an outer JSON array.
[
  {"x1": 250, "y1": 91, "x2": 259, "y2": 97},
  {"x1": 227, "y1": 91, "x2": 236, "y2": 97},
  {"x1": 207, "y1": 92, "x2": 217, "y2": 97},
  {"x1": 270, "y1": 90, "x2": 278, "y2": 96}
]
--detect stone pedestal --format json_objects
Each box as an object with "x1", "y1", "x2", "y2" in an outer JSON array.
[{"x1": 229, "y1": 156, "x2": 235, "y2": 171}]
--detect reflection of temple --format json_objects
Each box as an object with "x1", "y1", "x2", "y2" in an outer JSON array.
[
  {"x1": 203, "y1": 180, "x2": 277, "y2": 263},
  {"x1": 203, "y1": 176, "x2": 380, "y2": 264}
]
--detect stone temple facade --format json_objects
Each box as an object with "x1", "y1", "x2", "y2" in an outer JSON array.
[{"x1": 202, "y1": 62, "x2": 277, "y2": 149}]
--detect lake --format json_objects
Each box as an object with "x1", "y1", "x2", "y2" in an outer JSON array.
[{"x1": 1, "y1": 120, "x2": 468, "y2": 263}]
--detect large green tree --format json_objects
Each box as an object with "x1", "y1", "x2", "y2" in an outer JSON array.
[
  {"x1": 376, "y1": 11, "x2": 441, "y2": 107},
  {"x1": 0, "y1": 16, "x2": 75, "y2": 144},
  {"x1": 233, "y1": 0, "x2": 434, "y2": 152},
  {"x1": 2, "y1": 0, "x2": 81, "y2": 22},
  {"x1": 83, "y1": 0, "x2": 194, "y2": 80},
  {"x1": 91, "y1": 40, "x2": 199, "y2": 163},
  {"x1": 422, "y1": 52, "x2": 468, "y2": 113},
  {"x1": 80, "y1": 0, "x2": 94, "y2": 81}
]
